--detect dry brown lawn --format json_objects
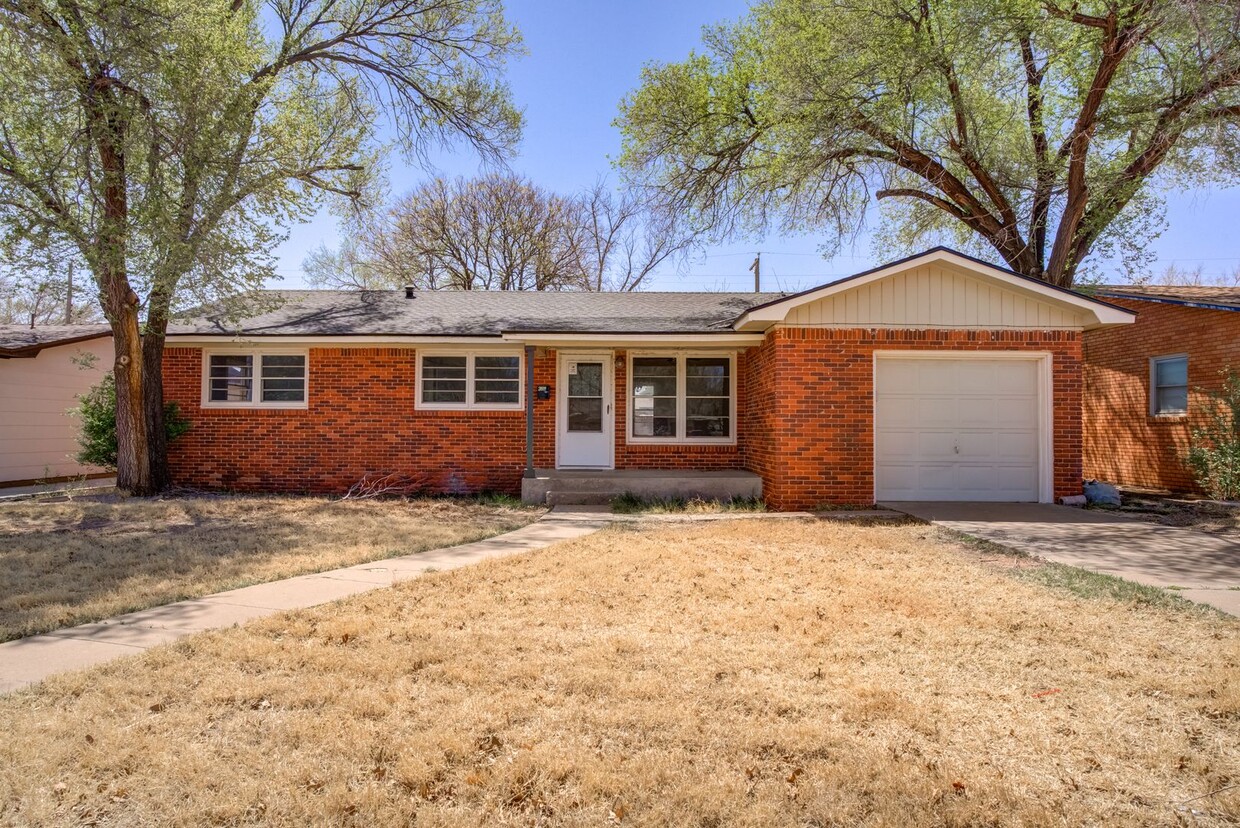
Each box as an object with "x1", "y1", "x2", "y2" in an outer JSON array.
[
  {"x1": 0, "y1": 494, "x2": 539, "y2": 641},
  {"x1": 1, "y1": 519, "x2": 1238, "y2": 827}
]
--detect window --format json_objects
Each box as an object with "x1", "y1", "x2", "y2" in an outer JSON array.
[
  {"x1": 630, "y1": 352, "x2": 734, "y2": 443},
  {"x1": 204, "y1": 352, "x2": 307, "y2": 407},
  {"x1": 1151, "y1": 355, "x2": 1188, "y2": 416},
  {"x1": 418, "y1": 351, "x2": 521, "y2": 409}
]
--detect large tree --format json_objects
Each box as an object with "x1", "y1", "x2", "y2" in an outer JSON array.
[
  {"x1": 0, "y1": 0, "x2": 522, "y2": 494},
  {"x1": 617, "y1": 0, "x2": 1240, "y2": 286},
  {"x1": 305, "y1": 174, "x2": 695, "y2": 291}
]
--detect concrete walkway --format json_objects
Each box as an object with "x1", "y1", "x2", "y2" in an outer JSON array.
[
  {"x1": 0, "y1": 509, "x2": 610, "y2": 695},
  {"x1": 885, "y1": 502, "x2": 1240, "y2": 616}
]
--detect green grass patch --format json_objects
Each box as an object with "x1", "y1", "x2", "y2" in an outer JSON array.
[
  {"x1": 1015, "y1": 562, "x2": 1220, "y2": 616},
  {"x1": 610, "y1": 492, "x2": 767, "y2": 515}
]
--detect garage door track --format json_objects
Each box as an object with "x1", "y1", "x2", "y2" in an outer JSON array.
[{"x1": 884, "y1": 502, "x2": 1240, "y2": 616}]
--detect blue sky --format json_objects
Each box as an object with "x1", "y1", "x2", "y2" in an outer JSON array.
[{"x1": 271, "y1": 0, "x2": 1240, "y2": 293}]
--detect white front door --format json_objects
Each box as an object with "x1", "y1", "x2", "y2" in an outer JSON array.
[
  {"x1": 557, "y1": 353, "x2": 613, "y2": 468},
  {"x1": 874, "y1": 356, "x2": 1046, "y2": 502}
]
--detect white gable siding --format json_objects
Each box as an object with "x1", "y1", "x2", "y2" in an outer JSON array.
[
  {"x1": 780, "y1": 263, "x2": 1088, "y2": 329},
  {"x1": 0, "y1": 339, "x2": 111, "y2": 483}
]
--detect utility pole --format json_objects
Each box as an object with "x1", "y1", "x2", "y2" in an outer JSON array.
[
  {"x1": 64, "y1": 261, "x2": 73, "y2": 324},
  {"x1": 749, "y1": 253, "x2": 761, "y2": 292}
]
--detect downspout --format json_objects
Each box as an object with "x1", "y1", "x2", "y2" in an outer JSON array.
[{"x1": 524, "y1": 344, "x2": 536, "y2": 479}]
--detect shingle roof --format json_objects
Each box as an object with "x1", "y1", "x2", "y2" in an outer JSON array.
[
  {"x1": 169, "y1": 289, "x2": 789, "y2": 337},
  {"x1": 0, "y1": 324, "x2": 112, "y2": 356},
  {"x1": 1096, "y1": 285, "x2": 1240, "y2": 312}
]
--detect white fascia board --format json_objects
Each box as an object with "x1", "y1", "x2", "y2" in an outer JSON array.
[
  {"x1": 732, "y1": 248, "x2": 1136, "y2": 331},
  {"x1": 500, "y1": 332, "x2": 766, "y2": 347}
]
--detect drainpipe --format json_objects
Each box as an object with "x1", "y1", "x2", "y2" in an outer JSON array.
[{"x1": 524, "y1": 344, "x2": 536, "y2": 479}]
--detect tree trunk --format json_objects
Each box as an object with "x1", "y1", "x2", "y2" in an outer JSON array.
[
  {"x1": 141, "y1": 328, "x2": 170, "y2": 492},
  {"x1": 108, "y1": 296, "x2": 154, "y2": 495}
]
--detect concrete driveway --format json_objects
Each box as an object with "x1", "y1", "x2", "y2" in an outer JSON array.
[{"x1": 884, "y1": 502, "x2": 1240, "y2": 616}]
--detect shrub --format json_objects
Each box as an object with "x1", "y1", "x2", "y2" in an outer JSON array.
[
  {"x1": 74, "y1": 372, "x2": 191, "y2": 469},
  {"x1": 1183, "y1": 369, "x2": 1240, "y2": 500}
]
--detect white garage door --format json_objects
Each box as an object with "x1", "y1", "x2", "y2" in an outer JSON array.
[{"x1": 874, "y1": 357, "x2": 1043, "y2": 502}]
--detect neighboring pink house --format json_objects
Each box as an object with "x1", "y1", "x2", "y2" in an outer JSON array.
[
  {"x1": 151, "y1": 249, "x2": 1132, "y2": 509},
  {"x1": 0, "y1": 324, "x2": 113, "y2": 486}
]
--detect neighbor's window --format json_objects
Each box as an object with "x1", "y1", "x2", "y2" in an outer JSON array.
[
  {"x1": 206, "y1": 352, "x2": 306, "y2": 406},
  {"x1": 419, "y1": 352, "x2": 521, "y2": 409},
  {"x1": 1151, "y1": 355, "x2": 1188, "y2": 415},
  {"x1": 631, "y1": 353, "x2": 733, "y2": 442}
]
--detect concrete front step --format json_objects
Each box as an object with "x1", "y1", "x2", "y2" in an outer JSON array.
[{"x1": 523, "y1": 469, "x2": 762, "y2": 506}]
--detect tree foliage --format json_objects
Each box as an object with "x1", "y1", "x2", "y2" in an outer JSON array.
[
  {"x1": 0, "y1": 0, "x2": 523, "y2": 493},
  {"x1": 1184, "y1": 369, "x2": 1240, "y2": 500},
  {"x1": 304, "y1": 175, "x2": 695, "y2": 291},
  {"x1": 74, "y1": 372, "x2": 190, "y2": 470},
  {"x1": 617, "y1": 0, "x2": 1240, "y2": 286}
]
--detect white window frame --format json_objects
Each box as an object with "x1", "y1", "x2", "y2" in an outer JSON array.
[
  {"x1": 1149, "y1": 353, "x2": 1189, "y2": 417},
  {"x1": 200, "y1": 348, "x2": 309, "y2": 409},
  {"x1": 626, "y1": 350, "x2": 737, "y2": 445},
  {"x1": 416, "y1": 348, "x2": 524, "y2": 411}
]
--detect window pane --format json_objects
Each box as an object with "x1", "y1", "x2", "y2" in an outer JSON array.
[
  {"x1": 422, "y1": 355, "x2": 467, "y2": 403},
  {"x1": 687, "y1": 417, "x2": 730, "y2": 438},
  {"x1": 686, "y1": 357, "x2": 729, "y2": 377},
  {"x1": 261, "y1": 354, "x2": 305, "y2": 378},
  {"x1": 632, "y1": 357, "x2": 678, "y2": 438},
  {"x1": 568, "y1": 397, "x2": 603, "y2": 432},
  {"x1": 686, "y1": 397, "x2": 728, "y2": 418},
  {"x1": 259, "y1": 355, "x2": 305, "y2": 403},
  {"x1": 633, "y1": 357, "x2": 676, "y2": 376},
  {"x1": 475, "y1": 356, "x2": 519, "y2": 379},
  {"x1": 476, "y1": 388, "x2": 519, "y2": 404},
  {"x1": 208, "y1": 355, "x2": 252, "y2": 402},
  {"x1": 1156, "y1": 386, "x2": 1188, "y2": 414},
  {"x1": 1156, "y1": 357, "x2": 1187, "y2": 388},
  {"x1": 686, "y1": 375, "x2": 728, "y2": 397},
  {"x1": 568, "y1": 362, "x2": 603, "y2": 397},
  {"x1": 474, "y1": 354, "x2": 519, "y2": 406},
  {"x1": 423, "y1": 356, "x2": 467, "y2": 377}
]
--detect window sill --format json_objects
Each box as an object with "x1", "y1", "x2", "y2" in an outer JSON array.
[
  {"x1": 201, "y1": 402, "x2": 308, "y2": 411},
  {"x1": 625, "y1": 437, "x2": 737, "y2": 447},
  {"x1": 416, "y1": 404, "x2": 524, "y2": 413}
]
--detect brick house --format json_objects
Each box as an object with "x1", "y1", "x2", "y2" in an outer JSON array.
[
  {"x1": 1083, "y1": 285, "x2": 1240, "y2": 493},
  {"x1": 159, "y1": 248, "x2": 1133, "y2": 510}
]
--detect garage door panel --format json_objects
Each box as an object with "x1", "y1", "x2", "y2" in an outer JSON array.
[
  {"x1": 918, "y1": 431, "x2": 959, "y2": 459},
  {"x1": 875, "y1": 361, "x2": 921, "y2": 394},
  {"x1": 997, "y1": 431, "x2": 1038, "y2": 459},
  {"x1": 876, "y1": 431, "x2": 918, "y2": 459},
  {"x1": 993, "y1": 361, "x2": 1039, "y2": 392},
  {"x1": 875, "y1": 357, "x2": 1042, "y2": 502},
  {"x1": 955, "y1": 361, "x2": 999, "y2": 393},
  {"x1": 956, "y1": 399, "x2": 998, "y2": 428},
  {"x1": 916, "y1": 397, "x2": 958, "y2": 427},
  {"x1": 956, "y1": 431, "x2": 997, "y2": 458},
  {"x1": 994, "y1": 398, "x2": 1038, "y2": 427}
]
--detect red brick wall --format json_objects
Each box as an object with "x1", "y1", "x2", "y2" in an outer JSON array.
[
  {"x1": 165, "y1": 332, "x2": 1086, "y2": 508},
  {"x1": 749, "y1": 328, "x2": 1084, "y2": 511},
  {"x1": 1083, "y1": 297, "x2": 1240, "y2": 492},
  {"x1": 165, "y1": 347, "x2": 527, "y2": 495}
]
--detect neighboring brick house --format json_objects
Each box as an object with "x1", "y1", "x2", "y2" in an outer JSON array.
[
  {"x1": 1083, "y1": 286, "x2": 1240, "y2": 493},
  {"x1": 150, "y1": 248, "x2": 1133, "y2": 510}
]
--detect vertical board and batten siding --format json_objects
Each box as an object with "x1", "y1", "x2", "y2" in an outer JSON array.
[
  {"x1": 781, "y1": 263, "x2": 1088, "y2": 329},
  {"x1": 0, "y1": 339, "x2": 111, "y2": 483}
]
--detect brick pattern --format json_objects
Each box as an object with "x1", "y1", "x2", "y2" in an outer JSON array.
[
  {"x1": 746, "y1": 328, "x2": 1084, "y2": 511},
  {"x1": 1083, "y1": 297, "x2": 1240, "y2": 492},
  {"x1": 165, "y1": 330, "x2": 1086, "y2": 508},
  {"x1": 165, "y1": 347, "x2": 527, "y2": 495}
]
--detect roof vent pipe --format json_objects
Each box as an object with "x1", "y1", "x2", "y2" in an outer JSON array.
[{"x1": 404, "y1": 286, "x2": 415, "y2": 299}]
